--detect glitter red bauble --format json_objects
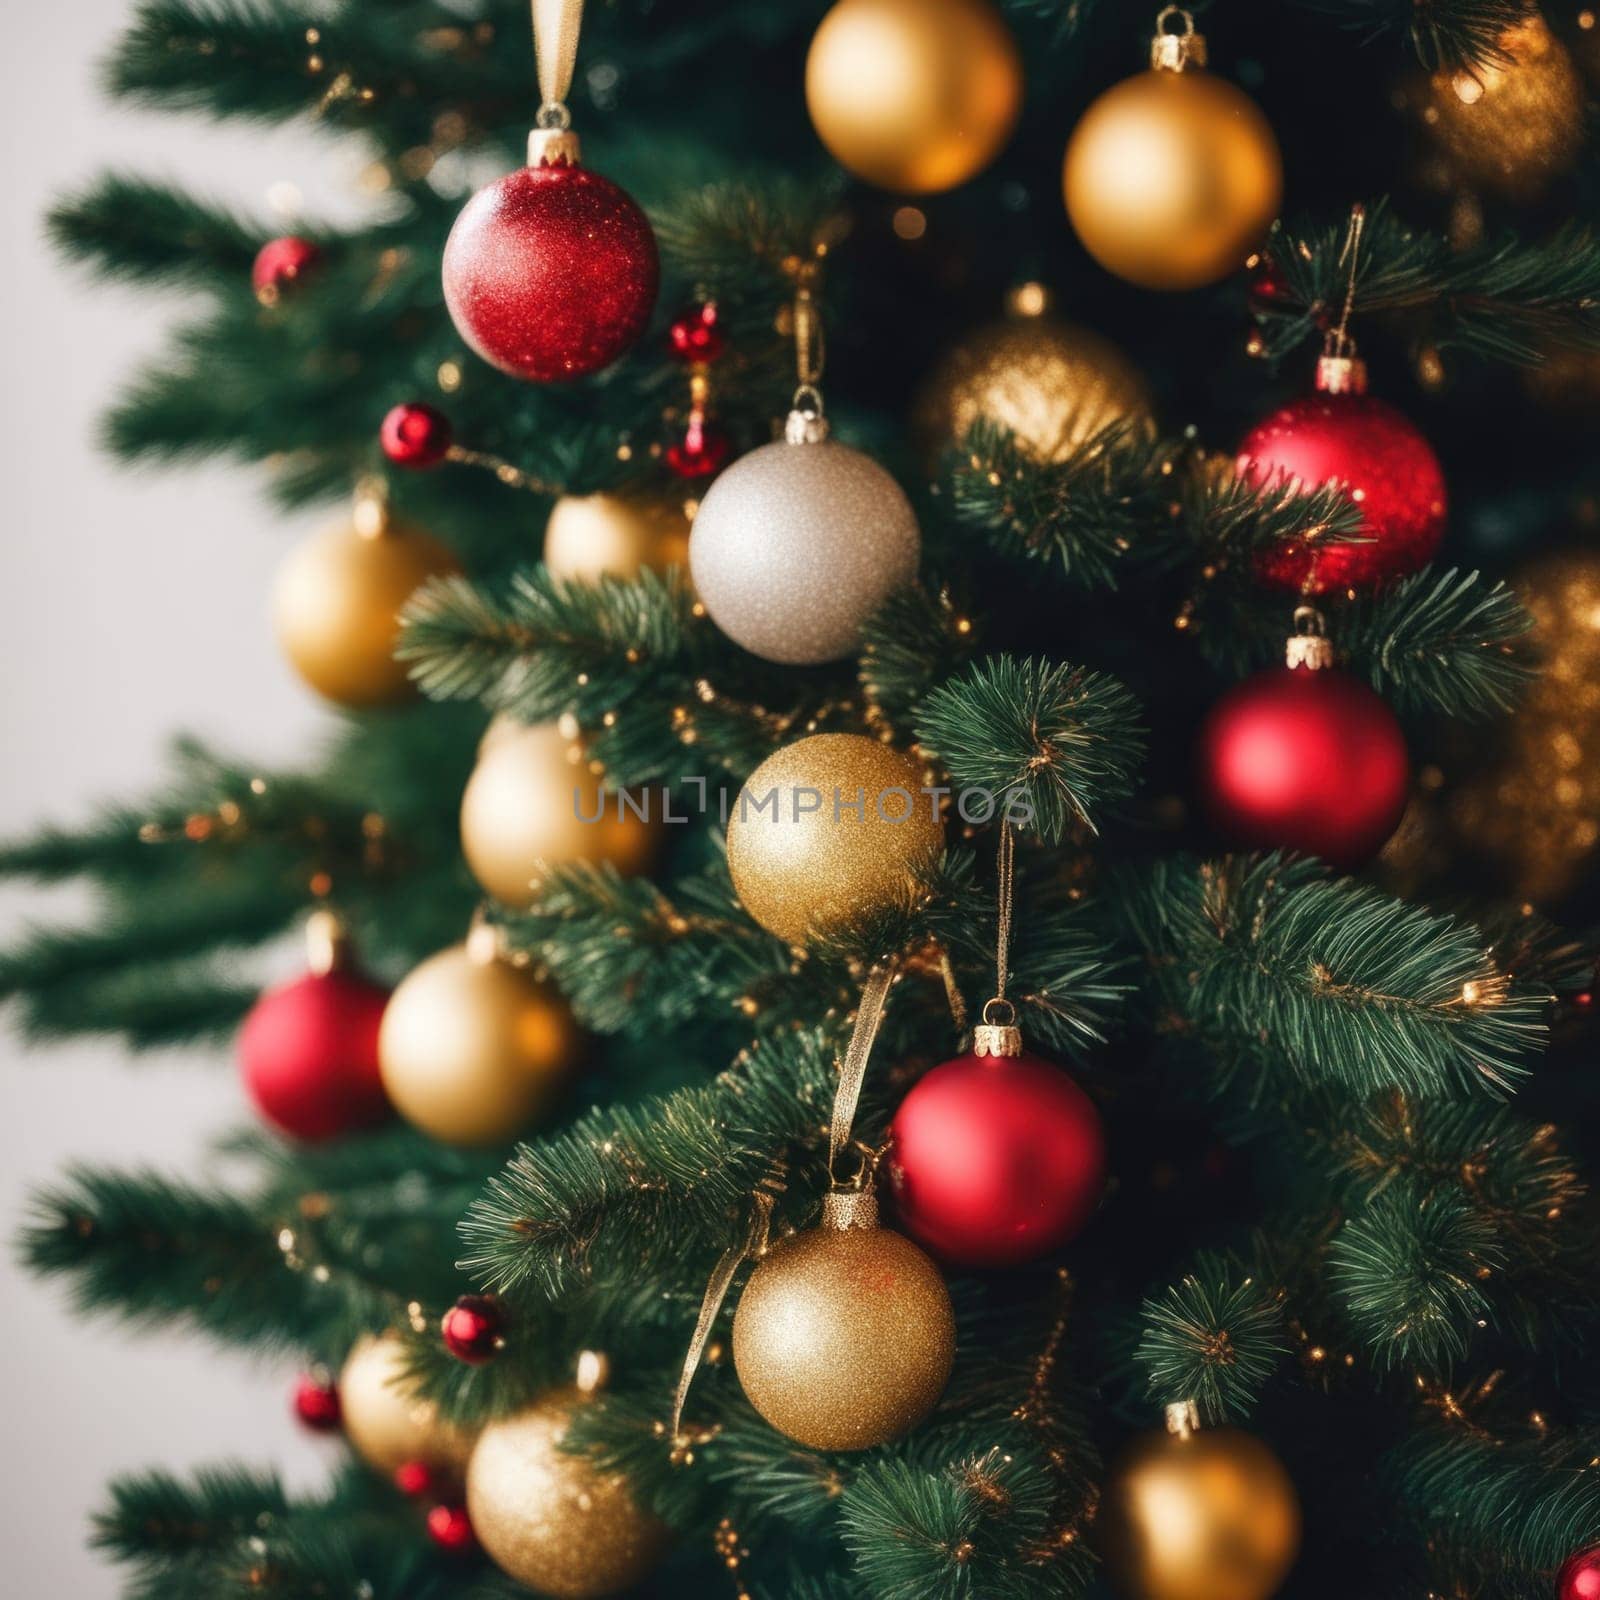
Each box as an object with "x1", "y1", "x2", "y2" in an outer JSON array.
[
  {"x1": 667, "y1": 302, "x2": 725, "y2": 364},
  {"x1": 426, "y1": 1503, "x2": 477, "y2": 1553},
  {"x1": 1197, "y1": 665, "x2": 1409, "y2": 870},
  {"x1": 1561, "y1": 1547, "x2": 1600, "y2": 1600},
  {"x1": 380, "y1": 402, "x2": 453, "y2": 469},
  {"x1": 1237, "y1": 392, "x2": 1447, "y2": 594},
  {"x1": 887, "y1": 1048, "x2": 1106, "y2": 1267},
  {"x1": 252, "y1": 236, "x2": 321, "y2": 300},
  {"x1": 441, "y1": 1295, "x2": 504, "y2": 1365},
  {"x1": 238, "y1": 970, "x2": 392, "y2": 1141},
  {"x1": 292, "y1": 1373, "x2": 342, "y2": 1431},
  {"x1": 442, "y1": 162, "x2": 658, "y2": 382}
]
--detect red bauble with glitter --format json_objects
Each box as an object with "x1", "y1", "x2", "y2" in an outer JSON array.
[
  {"x1": 238, "y1": 969, "x2": 391, "y2": 1141},
  {"x1": 292, "y1": 1373, "x2": 342, "y2": 1431},
  {"x1": 1197, "y1": 663, "x2": 1409, "y2": 870},
  {"x1": 1561, "y1": 1547, "x2": 1600, "y2": 1600},
  {"x1": 381, "y1": 402, "x2": 453, "y2": 469},
  {"x1": 426, "y1": 1503, "x2": 477, "y2": 1553},
  {"x1": 1237, "y1": 356, "x2": 1446, "y2": 595},
  {"x1": 887, "y1": 1037, "x2": 1106, "y2": 1267},
  {"x1": 441, "y1": 1295, "x2": 505, "y2": 1365},
  {"x1": 252, "y1": 235, "x2": 321, "y2": 301},
  {"x1": 442, "y1": 141, "x2": 658, "y2": 383}
]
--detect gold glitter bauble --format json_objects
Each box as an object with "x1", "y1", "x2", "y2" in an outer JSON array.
[
  {"x1": 340, "y1": 1331, "x2": 474, "y2": 1478},
  {"x1": 732, "y1": 1195, "x2": 954, "y2": 1450},
  {"x1": 460, "y1": 718, "x2": 658, "y2": 908},
  {"x1": 1421, "y1": 16, "x2": 1583, "y2": 196},
  {"x1": 914, "y1": 311, "x2": 1149, "y2": 465},
  {"x1": 804, "y1": 0, "x2": 1022, "y2": 193},
  {"x1": 272, "y1": 509, "x2": 459, "y2": 707},
  {"x1": 1063, "y1": 61, "x2": 1281, "y2": 290},
  {"x1": 1098, "y1": 1419, "x2": 1301, "y2": 1600},
  {"x1": 726, "y1": 733, "x2": 943, "y2": 946},
  {"x1": 543, "y1": 491, "x2": 691, "y2": 584},
  {"x1": 467, "y1": 1387, "x2": 670, "y2": 1598},
  {"x1": 378, "y1": 939, "x2": 580, "y2": 1147}
]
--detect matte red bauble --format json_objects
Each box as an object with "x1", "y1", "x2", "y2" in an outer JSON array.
[
  {"x1": 1198, "y1": 664, "x2": 1409, "y2": 870},
  {"x1": 252, "y1": 235, "x2": 321, "y2": 302},
  {"x1": 238, "y1": 969, "x2": 392, "y2": 1141},
  {"x1": 381, "y1": 402, "x2": 453, "y2": 469},
  {"x1": 441, "y1": 1295, "x2": 505, "y2": 1365},
  {"x1": 292, "y1": 1373, "x2": 342, "y2": 1431},
  {"x1": 442, "y1": 148, "x2": 658, "y2": 383},
  {"x1": 888, "y1": 1040, "x2": 1106, "y2": 1267},
  {"x1": 1238, "y1": 357, "x2": 1446, "y2": 595},
  {"x1": 1560, "y1": 1546, "x2": 1600, "y2": 1600}
]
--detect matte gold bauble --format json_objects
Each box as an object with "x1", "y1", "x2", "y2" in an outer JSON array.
[
  {"x1": 1063, "y1": 23, "x2": 1281, "y2": 291},
  {"x1": 543, "y1": 491, "x2": 692, "y2": 583},
  {"x1": 378, "y1": 937, "x2": 580, "y2": 1147},
  {"x1": 914, "y1": 304, "x2": 1150, "y2": 465},
  {"x1": 467, "y1": 1387, "x2": 670, "y2": 1598},
  {"x1": 726, "y1": 733, "x2": 943, "y2": 946},
  {"x1": 339, "y1": 1331, "x2": 474, "y2": 1477},
  {"x1": 1098, "y1": 1411, "x2": 1300, "y2": 1600},
  {"x1": 805, "y1": 0, "x2": 1022, "y2": 193},
  {"x1": 272, "y1": 494, "x2": 459, "y2": 706},
  {"x1": 732, "y1": 1192, "x2": 954, "y2": 1450},
  {"x1": 460, "y1": 718, "x2": 658, "y2": 908},
  {"x1": 1421, "y1": 16, "x2": 1583, "y2": 196}
]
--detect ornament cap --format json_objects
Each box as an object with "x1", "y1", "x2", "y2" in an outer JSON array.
[
  {"x1": 352, "y1": 477, "x2": 391, "y2": 538},
  {"x1": 1315, "y1": 353, "x2": 1369, "y2": 395},
  {"x1": 527, "y1": 127, "x2": 581, "y2": 167},
  {"x1": 784, "y1": 399, "x2": 830, "y2": 445},
  {"x1": 304, "y1": 909, "x2": 350, "y2": 975},
  {"x1": 822, "y1": 1187, "x2": 880, "y2": 1232},
  {"x1": 1165, "y1": 1398, "x2": 1201, "y2": 1439},
  {"x1": 464, "y1": 916, "x2": 503, "y2": 966},
  {"x1": 1285, "y1": 606, "x2": 1335, "y2": 670},
  {"x1": 1150, "y1": 7, "x2": 1206, "y2": 71}
]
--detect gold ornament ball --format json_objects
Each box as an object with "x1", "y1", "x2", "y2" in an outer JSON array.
[
  {"x1": 460, "y1": 718, "x2": 658, "y2": 908},
  {"x1": 1063, "y1": 63, "x2": 1282, "y2": 290},
  {"x1": 272, "y1": 505, "x2": 460, "y2": 707},
  {"x1": 726, "y1": 733, "x2": 943, "y2": 946},
  {"x1": 467, "y1": 1387, "x2": 670, "y2": 1598},
  {"x1": 1098, "y1": 1419, "x2": 1301, "y2": 1600},
  {"x1": 805, "y1": 0, "x2": 1023, "y2": 193},
  {"x1": 1421, "y1": 16, "x2": 1583, "y2": 196},
  {"x1": 543, "y1": 491, "x2": 692, "y2": 584},
  {"x1": 339, "y1": 1331, "x2": 475, "y2": 1478},
  {"x1": 733, "y1": 1195, "x2": 954, "y2": 1450},
  {"x1": 378, "y1": 938, "x2": 580, "y2": 1147},
  {"x1": 914, "y1": 308, "x2": 1150, "y2": 466}
]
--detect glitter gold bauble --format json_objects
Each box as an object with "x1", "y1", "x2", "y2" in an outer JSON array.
[
  {"x1": 543, "y1": 491, "x2": 692, "y2": 583},
  {"x1": 378, "y1": 936, "x2": 580, "y2": 1147},
  {"x1": 273, "y1": 496, "x2": 460, "y2": 707},
  {"x1": 339, "y1": 1331, "x2": 474, "y2": 1478},
  {"x1": 732, "y1": 1191, "x2": 954, "y2": 1450},
  {"x1": 467, "y1": 1387, "x2": 669, "y2": 1598},
  {"x1": 1098, "y1": 1411, "x2": 1301, "y2": 1600},
  {"x1": 1420, "y1": 16, "x2": 1583, "y2": 196},
  {"x1": 1063, "y1": 19, "x2": 1281, "y2": 291},
  {"x1": 914, "y1": 307, "x2": 1149, "y2": 465},
  {"x1": 460, "y1": 718, "x2": 658, "y2": 908},
  {"x1": 726, "y1": 733, "x2": 943, "y2": 946},
  {"x1": 804, "y1": 0, "x2": 1022, "y2": 193}
]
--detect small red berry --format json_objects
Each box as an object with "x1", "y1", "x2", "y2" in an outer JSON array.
[
  {"x1": 667, "y1": 302, "x2": 725, "y2": 364},
  {"x1": 292, "y1": 1372, "x2": 341, "y2": 1431},
  {"x1": 380, "y1": 402, "x2": 454, "y2": 469},
  {"x1": 426, "y1": 1503, "x2": 476, "y2": 1552},
  {"x1": 665, "y1": 413, "x2": 730, "y2": 479},
  {"x1": 252, "y1": 236, "x2": 322, "y2": 303},
  {"x1": 441, "y1": 1294, "x2": 504, "y2": 1364},
  {"x1": 394, "y1": 1459, "x2": 439, "y2": 1498}
]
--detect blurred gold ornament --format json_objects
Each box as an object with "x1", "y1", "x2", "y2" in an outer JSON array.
[
  {"x1": 273, "y1": 489, "x2": 459, "y2": 706},
  {"x1": 1063, "y1": 11, "x2": 1281, "y2": 291},
  {"x1": 340, "y1": 1331, "x2": 474, "y2": 1477},
  {"x1": 467, "y1": 1386, "x2": 669, "y2": 1598},
  {"x1": 732, "y1": 1190, "x2": 954, "y2": 1450},
  {"x1": 805, "y1": 0, "x2": 1022, "y2": 193},
  {"x1": 1419, "y1": 15, "x2": 1583, "y2": 195},
  {"x1": 543, "y1": 491, "x2": 692, "y2": 583},
  {"x1": 914, "y1": 297, "x2": 1150, "y2": 465},
  {"x1": 1098, "y1": 1404, "x2": 1301, "y2": 1600},
  {"x1": 460, "y1": 718, "x2": 658, "y2": 908},
  {"x1": 726, "y1": 733, "x2": 943, "y2": 946},
  {"x1": 378, "y1": 932, "x2": 580, "y2": 1147}
]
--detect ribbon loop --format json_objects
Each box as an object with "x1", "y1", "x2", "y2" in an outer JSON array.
[
  {"x1": 531, "y1": 0, "x2": 585, "y2": 113},
  {"x1": 827, "y1": 961, "x2": 896, "y2": 1181}
]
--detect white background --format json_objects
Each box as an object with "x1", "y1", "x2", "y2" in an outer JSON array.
[{"x1": 2, "y1": 7, "x2": 387, "y2": 1590}]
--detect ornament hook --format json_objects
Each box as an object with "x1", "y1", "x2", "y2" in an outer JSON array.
[
  {"x1": 1286, "y1": 606, "x2": 1334, "y2": 671},
  {"x1": 1151, "y1": 7, "x2": 1206, "y2": 70}
]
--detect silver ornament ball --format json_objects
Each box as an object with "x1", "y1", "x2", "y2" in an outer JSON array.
[{"x1": 688, "y1": 411, "x2": 920, "y2": 665}]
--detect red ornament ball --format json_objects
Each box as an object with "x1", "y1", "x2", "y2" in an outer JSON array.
[
  {"x1": 442, "y1": 161, "x2": 658, "y2": 382},
  {"x1": 292, "y1": 1373, "x2": 342, "y2": 1432},
  {"x1": 238, "y1": 969, "x2": 392, "y2": 1141},
  {"x1": 1561, "y1": 1547, "x2": 1600, "y2": 1600},
  {"x1": 252, "y1": 235, "x2": 321, "y2": 302},
  {"x1": 665, "y1": 413, "x2": 730, "y2": 479},
  {"x1": 441, "y1": 1295, "x2": 505, "y2": 1365},
  {"x1": 667, "y1": 302, "x2": 725, "y2": 364},
  {"x1": 395, "y1": 1459, "x2": 441, "y2": 1498},
  {"x1": 888, "y1": 1047, "x2": 1106, "y2": 1267},
  {"x1": 1238, "y1": 389, "x2": 1447, "y2": 595},
  {"x1": 425, "y1": 1503, "x2": 477, "y2": 1553},
  {"x1": 1197, "y1": 665, "x2": 1409, "y2": 870},
  {"x1": 380, "y1": 402, "x2": 453, "y2": 469}
]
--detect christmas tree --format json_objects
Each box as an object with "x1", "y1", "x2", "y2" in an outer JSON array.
[{"x1": 13, "y1": 0, "x2": 1600, "y2": 1595}]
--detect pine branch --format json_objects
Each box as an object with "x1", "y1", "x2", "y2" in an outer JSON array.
[
  {"x1": 1294, "y1": 0, "x2": 1528, "y2": 71},
  {"x1": 860, "y1": 582, "x2": 985, "y2": 740}
]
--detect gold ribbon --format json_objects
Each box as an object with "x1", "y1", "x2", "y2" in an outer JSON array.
[
  {"x1": 531, "y1": 0, "x2": 585, "y2": 119},
  {"x1": 828, "y1": 960, "x2": 896, "y2": 1181}
]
